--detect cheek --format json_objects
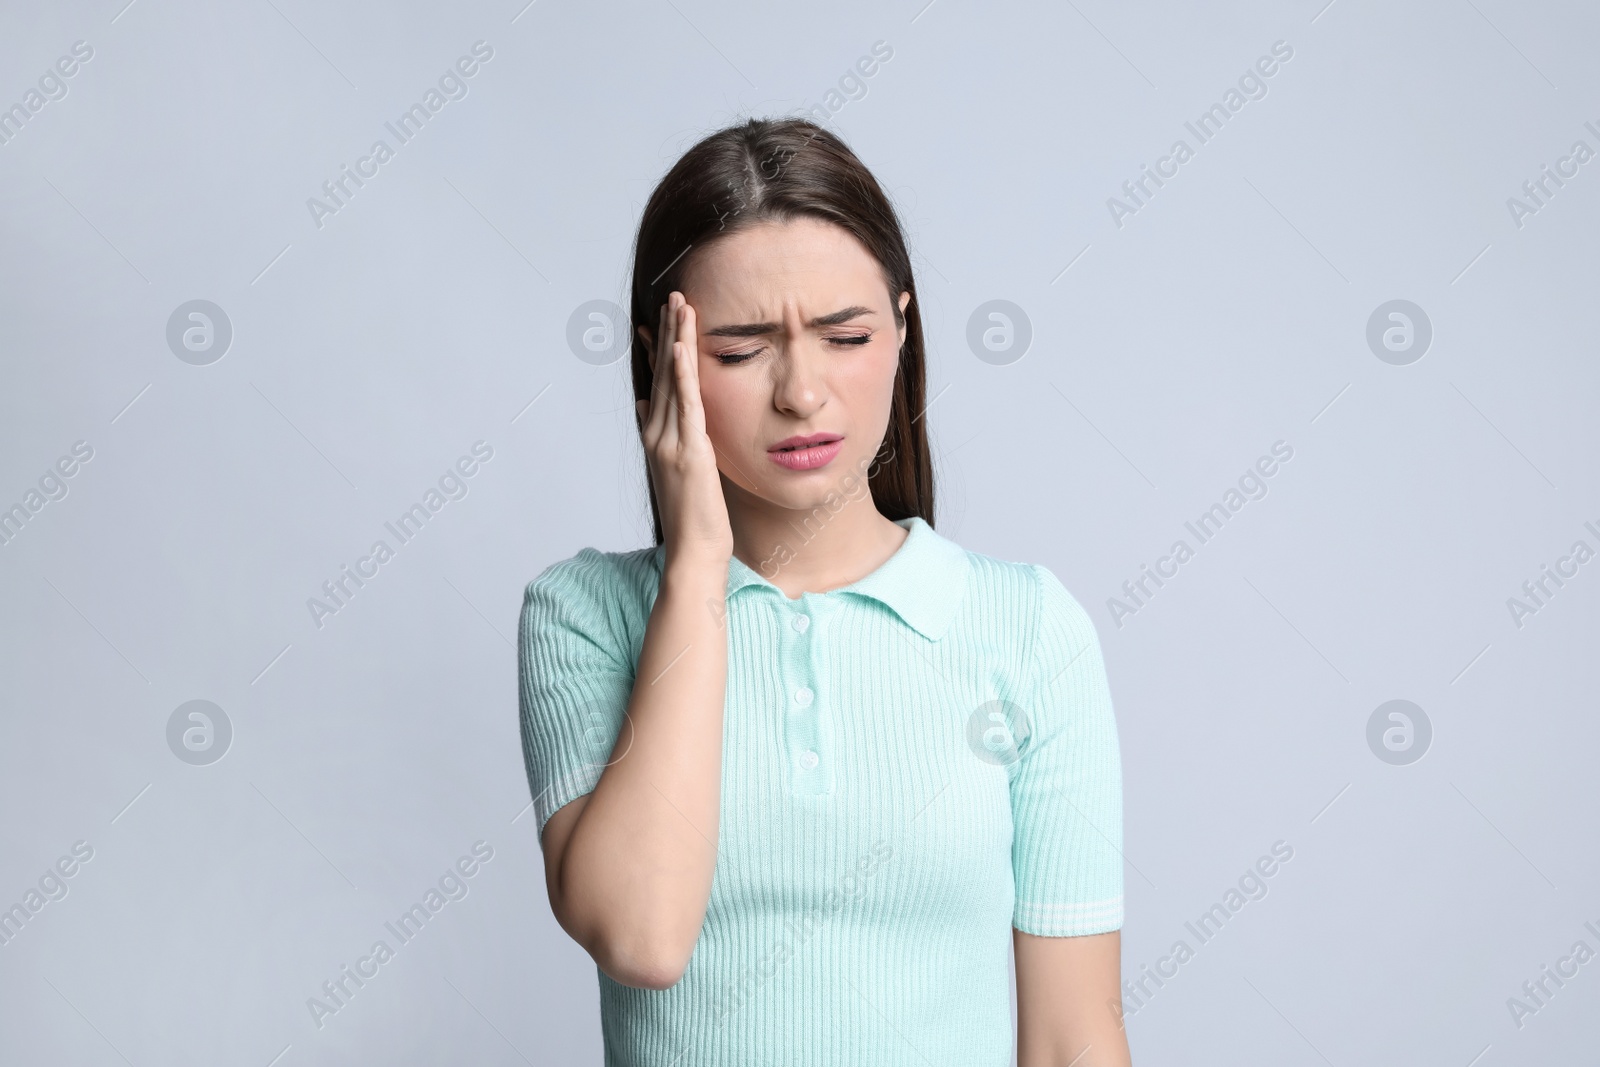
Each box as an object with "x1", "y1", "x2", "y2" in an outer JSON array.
[
  {"x1": 835, "y1": 347, "x2": 899, "y2": 417},
  {"x1": 695, "y1": 369, "x2": 761, "y2": 450}
]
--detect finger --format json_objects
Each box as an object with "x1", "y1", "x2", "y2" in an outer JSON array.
[
  {"x1": 657, "y1": 295, "x2": 682, "y2": 397},
  {"x1": 671, "y1": 342, "x2": 693, "y2": 440},
  {"x1": 660, "y1": 341, "x2": 688, "y2": 451},
  {"x1": 645, "y1": 296, "x2": 677, "y2": 439},
  {"x1": 649, "y1": 298, "x2": 669, "y2": 407},
  {"x1": 660, "y1": 292, "x2": 680, "y2": 379},
  {"x1": 653, "y1": 296, "x2": 671, "y2": 379},
  {"x1": 675, "y1": 303, "x2": 708, "y2": 435},
  {"x1": 658, "y1": 305, "x2": 683, "y2": 432}
]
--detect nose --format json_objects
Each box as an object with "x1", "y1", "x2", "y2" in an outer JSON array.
[
  {"x1": 771, "y1": 304, "x2": 829, "y2": 417},
  {"x1": 770, "y1": 334, "x2": 829, "y2": 418}
]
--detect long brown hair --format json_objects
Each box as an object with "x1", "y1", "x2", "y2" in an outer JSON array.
[{"x1": 628, "y1": 117, "x2": 934, "y2": 547}]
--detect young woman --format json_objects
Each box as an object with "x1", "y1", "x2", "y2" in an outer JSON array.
[{"x1": 519, "y1": 117, "x2": 1130, "y2": 1066}]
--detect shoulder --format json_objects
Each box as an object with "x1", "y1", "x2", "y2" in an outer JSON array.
[
  {"x1": 520, "y1": 542, "x2": 663, "y2": 658},
  {"x1": 949, "y1": 543, "x2": 1097, "y2": 648},
  {"x1": 523, "y1": 542, "x2": 661, "y2": 605},
  {"x1": 955, "y1": 548, "x2": 1038, "y2": 601}
]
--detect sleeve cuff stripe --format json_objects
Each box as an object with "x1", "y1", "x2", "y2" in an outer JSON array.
[
  {"x1": 1014, "y1": 898, "x2": 1124, "y2": 925},
  {"x1": 532, "y1": 764, "x2": 604, "y2": 832}
]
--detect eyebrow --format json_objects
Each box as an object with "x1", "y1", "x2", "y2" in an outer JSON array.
[{"x1": 703, "y1": 305, "x2": 876, "y2": 338}]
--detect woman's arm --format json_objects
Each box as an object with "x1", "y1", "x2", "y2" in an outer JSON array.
[
  {"x1": 541, "y1": 559, "x2": 728, "y2": 990},
  {"x1": 1014, "y1": 929, "x2": 1132, "y2": 1066}
]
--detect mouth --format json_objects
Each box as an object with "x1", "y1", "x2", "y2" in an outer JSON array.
[
  {"x1": 767, "y1": 433, "x2": 844, "y2": 471},
  {"x1": 768, "y1": 433, "x2": 843, "y2": 453}
]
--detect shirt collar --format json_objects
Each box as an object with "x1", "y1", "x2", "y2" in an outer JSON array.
[{"x1": 717, "y1": 515, "x2": 971, "y2": 641}]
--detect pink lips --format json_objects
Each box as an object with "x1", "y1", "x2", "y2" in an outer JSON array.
[{"x1": 768, "y1": 433, "x2": 843, "y2": 471}]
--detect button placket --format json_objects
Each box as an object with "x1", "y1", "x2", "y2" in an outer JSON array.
[{"x1": 784, "y1": 594, "x2": 830, "y2": 795}]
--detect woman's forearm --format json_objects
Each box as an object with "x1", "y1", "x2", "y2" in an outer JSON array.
[
  {"x1": 555, "y1": 560, "x2": 729, "y2": 988},
  {"x1": 1015, "y1": 929, "x2": 1133, "y2": 1066}
]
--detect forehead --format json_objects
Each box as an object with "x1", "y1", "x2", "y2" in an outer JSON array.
[{"x1": 681, "y1": 216, "x2": 885, "y2": 312}]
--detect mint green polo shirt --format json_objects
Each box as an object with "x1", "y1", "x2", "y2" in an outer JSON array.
[{"x1": 518, "y1": 515, "x2": 1124, "y2": 1066}]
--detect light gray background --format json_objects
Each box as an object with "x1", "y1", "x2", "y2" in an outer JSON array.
[{"x1": 2, "y1": 0, "x2": 1597, "y2": 1064}]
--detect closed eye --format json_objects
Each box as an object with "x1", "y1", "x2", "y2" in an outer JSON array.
[{"x1": 715, "y1": 333, "x2": 873, "y2": 366}]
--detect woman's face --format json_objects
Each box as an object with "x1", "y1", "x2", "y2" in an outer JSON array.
[{"x1": 668, "y1": 215, "x2": 911, "y2": 516}]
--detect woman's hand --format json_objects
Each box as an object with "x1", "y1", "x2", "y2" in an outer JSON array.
[{"x1": 635, "y1": 292, "x2": 734, "y2": 571}]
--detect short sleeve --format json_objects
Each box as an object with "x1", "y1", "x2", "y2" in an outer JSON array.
[
  {"x1": 1009, "y1": 563, "x2": 1125, "y2": 936},
  {"x1": 517, "y1": 549, "x2": 637, "y2": 842}
]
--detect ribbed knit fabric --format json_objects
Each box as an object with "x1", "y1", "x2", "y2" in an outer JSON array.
[{"x1": 518, "y1": 516, "x2": 1123, "y2": 1066}]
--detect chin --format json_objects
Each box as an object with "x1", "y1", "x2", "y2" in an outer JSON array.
[{"x1": 738, "y1": 479, "x2": 833, "y2": 514}]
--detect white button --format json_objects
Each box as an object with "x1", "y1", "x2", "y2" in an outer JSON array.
[
  {"x1": 792, "y1": 614, "x2": 810, "y2": 633},
  {"x1": 793, "y1": 686, "x2": 814, "y2": 707},
  {"x1": 799, "y1": 749, "x2": 819, "y2": 770}
]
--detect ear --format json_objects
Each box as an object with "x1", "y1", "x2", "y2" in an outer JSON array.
[
  {"x1": 896, "y1": 290, "x2": 911, "y2": 348},
  {"x1": 636, "y1": 324, "x2": 654, "y2": 349}
]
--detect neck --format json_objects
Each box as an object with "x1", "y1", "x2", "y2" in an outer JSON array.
[{"x1": 723, "y1": 476, "x2": 909, "y2": 598}]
